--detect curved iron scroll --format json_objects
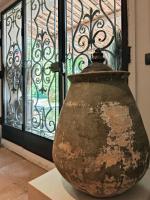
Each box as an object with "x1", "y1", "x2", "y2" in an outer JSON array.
[
  {"x1": 3, "y1": 3, "x2": 22, "y2": 129},
  {"x1": 67, "y1": 0, "x2": 122, "y2": 76},
  {"x1": 26, "y1": 0, "x2": 58, "y2": 139}
]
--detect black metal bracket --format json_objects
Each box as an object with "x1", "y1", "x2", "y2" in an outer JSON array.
[
  {"x1": 145, "y1": 53, "x2": 150, "y2": 65},
  {"x1": 0, "y1": 117, "x2": 2, "y2": 125},
  {"x1": 0, "y1": 70, "x2": 4, "y2": 79},
  {"x1": 127, "y1": 46, "x2": 131, "y2": 64},
  {"x1": 51, "y1": 62, "x2": 60, "y2": 73}
]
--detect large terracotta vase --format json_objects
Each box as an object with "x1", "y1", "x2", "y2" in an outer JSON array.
[{"x1": 53, "y1": 49, "x2": 150, "y2": 198}]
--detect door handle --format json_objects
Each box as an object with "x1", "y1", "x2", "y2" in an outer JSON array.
[
  {"x1": 51, "y1": 62, "x2": 66, "y2": 75},
  {"x1": 51, "y1": 62, "x2": 60, "y2": 73}
]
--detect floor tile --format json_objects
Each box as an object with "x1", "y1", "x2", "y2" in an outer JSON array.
[{"x1": 0, "y1": 147, "x2": 49, "y2": 200}]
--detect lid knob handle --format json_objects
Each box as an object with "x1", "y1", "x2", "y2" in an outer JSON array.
[{"x1": 91, "y1": 48, "x2": 105, "y2": 63}]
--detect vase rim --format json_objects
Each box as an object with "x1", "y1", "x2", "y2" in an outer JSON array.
[{"x1": 68, "y1": 71, "x2": 130, "y2": 83}]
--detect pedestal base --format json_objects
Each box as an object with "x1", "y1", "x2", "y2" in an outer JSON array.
[{"x1": 28, "y1": 168, "x2": 150, "y2": 200}]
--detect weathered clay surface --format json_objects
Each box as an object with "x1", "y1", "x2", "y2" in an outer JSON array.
[{"x1": 53, "y1": 74, "x2": 150, "y2": 198}]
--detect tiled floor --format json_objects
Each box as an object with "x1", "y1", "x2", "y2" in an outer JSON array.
[{"x1": 0, "y1": 147, "x2": 53, "y2": 200}]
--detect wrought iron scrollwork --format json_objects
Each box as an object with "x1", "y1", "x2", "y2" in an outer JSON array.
[
  {"x1": 2, "y1": 0, "x2": 123, "y2": 139},
  {"x1": 4, "y1": 3, "x2": 22, "y2": 128},
  {"x1": 30, "y1": 0, "x2": 57, "y2": 137},
  {"x1": 67, "y1": 0, "x2": 122, "y2": 74}
]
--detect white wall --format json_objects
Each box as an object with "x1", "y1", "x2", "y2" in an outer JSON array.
[{"x1": 128, "y1": 0, "x2": 150, "y2": 140}]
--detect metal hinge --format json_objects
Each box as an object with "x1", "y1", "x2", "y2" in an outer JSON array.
[
  {"x1": 127, "y1": 46, "x2": 131, "y2": 64},
  {"x1": 0, "y1": 117, "x2": 2, "y2": 125},
  {"x1": 22, "y1": 124, "x2": 25, "y2": 131},
  {"x1": 0, "y1": 70, "x2": 4, "y2": 79},
  {"x1": 0, "y1": 20, "x2": 2, "y2": 47}
]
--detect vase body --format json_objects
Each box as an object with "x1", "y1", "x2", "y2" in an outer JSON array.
[{"x1": 53, "y1": 63, "x2": 150, "y2": 198}]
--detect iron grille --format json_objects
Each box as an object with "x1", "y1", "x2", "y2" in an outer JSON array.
[{"x1": 1, "y1": 0, "x2": 128, "y2": 141}]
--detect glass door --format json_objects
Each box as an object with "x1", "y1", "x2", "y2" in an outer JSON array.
[
  {"x1": 25, "y1": 0, "x2": 59, "y2": 140},
  {"x1": 2, "y1": 1, "x2": 23, "y2": 130},
  {"x1": 65, "y1": 0, "x2": 123, "y2": 83},
  {"x1": 1, "y1": 0, "x2": 128, "y2": 161},
  {"x1": 1, "y1": 0, "x2": 60, "y2": 160}
]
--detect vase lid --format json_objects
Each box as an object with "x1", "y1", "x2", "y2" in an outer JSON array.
[
  {"x1": 68, "y1": 48, "x2": 129, "y2": 83},
  {"x1": 81, "y1": 48, "x2": 112, "y2": 73}
]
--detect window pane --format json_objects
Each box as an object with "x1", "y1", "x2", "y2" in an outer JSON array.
[
  {"x1": 2, "y1": 2, "x2": 23, "y2": 129},
  {"x1": 25, "y1": 0, "x2": 59, "y2": 140},
  {"x1": 66, "y1": 0, "x2": 122, "y2": 89}
]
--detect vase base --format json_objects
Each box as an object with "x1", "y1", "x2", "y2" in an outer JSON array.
[{"x1": 28, "y1": 168, "x2": 150, "y2": 200}]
